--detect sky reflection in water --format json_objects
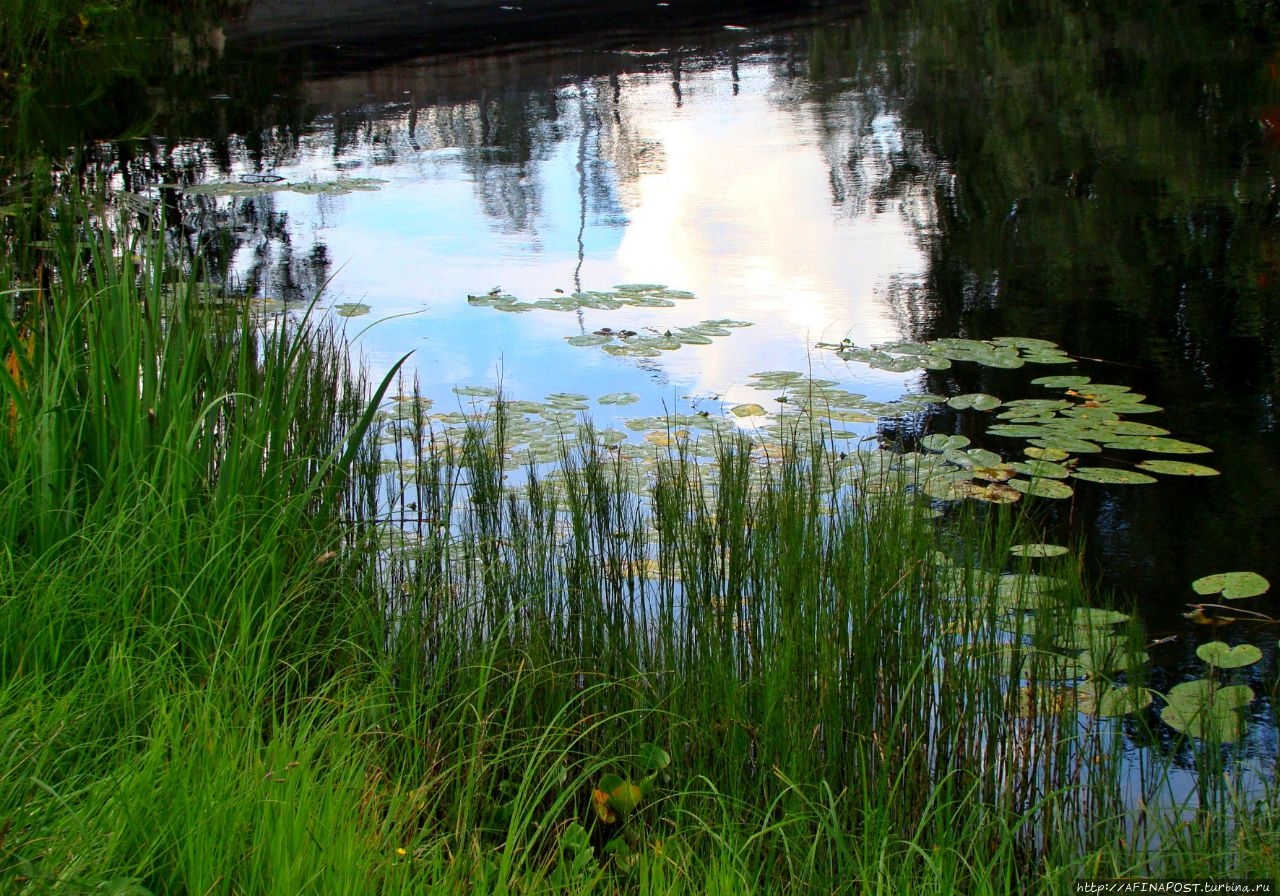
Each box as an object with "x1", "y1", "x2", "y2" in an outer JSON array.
[{"x1": 233, "y1": 54, "x2": 929, "y2": 423}]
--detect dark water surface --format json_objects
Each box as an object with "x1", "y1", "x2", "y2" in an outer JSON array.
[{"x1": 9, "y1": 1, "x2": 1280, "y2": 675}]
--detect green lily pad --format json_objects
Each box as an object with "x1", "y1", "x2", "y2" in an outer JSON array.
[
  {"x1": 1070, "y1": 467, "x2": 1158, "y2": 485},
  {"x1": 1196, "y1": 641, "x2": 1262, "y2": 669},
  {"x1": 334, "y1": 302, "x2": 372, "y2": 317},
  {"x1": 1027, "y1": 437, "x2": 1102, "y2": 454},
  {"x1": 947, "y1": 393, "x2": 1002, "y2": 411},
  {"x1": 597, "y1": 392, "x2": 641, "y2": 406},
  {"x1": 1191, "y1": 571, "x2": 1270, "y2": 600},
  {"x1": 1101, "y1": 437, "x2": 1212, "y2": 454},
  {"x1": 1024, "y1": 446, "x2": 1071, "y2": 462},
  {"x1": 567, "y1": 334, "x2": 616, "y2": 347},
  {"x1": 731, "y1": 403, "x2": 768, "y2": 418},
  {"x1": 1160, "y1": 680, "x2": 1254, "y2": 742},
  {"x1": 922, "y1": 434, "x2": 971, "y2": 452},
  {"x1": 1009, "y1": 543, "x2": 1069, "y2": 558},
  {"x1": 1008, "y1": 478, "x2": 1075, "y2": 499},
  {"x1": 1077, "y1": 683, "x2": 1153, "y2": 717},
  {"x1": 1010, "y1": 460, "x2": 1071, "y2": 479},
  {"x1": 1033, "y1": 375, "x2": 1092, "y2": 389},
  {"x1": 1135, "y1": 459, "x2": 1220, "y2": 477}
]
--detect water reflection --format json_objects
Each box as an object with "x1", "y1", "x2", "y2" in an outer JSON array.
[{"x1": 205, "y1": 33, "x2": 931, "y2": 412}]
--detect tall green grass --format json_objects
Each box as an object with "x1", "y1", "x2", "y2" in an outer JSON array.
[{"x1": 0, "y1": 206, "x2": 1274, "y2": 893}]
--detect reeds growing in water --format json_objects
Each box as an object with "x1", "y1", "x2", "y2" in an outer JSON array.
[{"x1": 0, "y1": 206, "x2": 1275, "y2": 893}]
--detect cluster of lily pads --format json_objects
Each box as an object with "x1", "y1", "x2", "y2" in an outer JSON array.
[
  {"x1": 811, "y1": 338, "x2": 1221, "y2": 503},
  {"x1": 567, "y1": 319, "x2": 753, "y2": 358},
  {"x1": 937, "y1": 543, "x2": 1272, "y2": 743},
  {"x1": 161, "y1": 175, "x2": 387, "y2": 198},
  {"x1": 466, "y1": 283, "x2": 755, "y2": 359},
  {"x1": 817, "y1": 335, "x2": 1075, "y2": 371},
  {"x1": 467, "y1": 283, "x2": 698, "y2": 313}
]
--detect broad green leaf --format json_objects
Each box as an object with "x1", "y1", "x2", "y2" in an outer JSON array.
[
  {"x1": 1077, "y1": 683, "x2": 1153, "y2": 717},
  {"x1": 1009, "y1": 543, "x2": 1069, "y2": 558},
  {"x1": 1028, "y1": 437, "x2": 1102, "y2": 454},
  {"x1": 1160, "y1": 680, "x2": 1253, "y2": 742},
  {"x1": 947, "y1": 393, "x2": 1002, "y2": 411},
  {"x1": 1024, "y1": 446, "x2": 1071, "y2": 462},
  {"x1": 597, "y1": 392, "x2": 641, "y2": 405},
  {"x1": 922, "y1": 433, "x2": 970, "y2": 452},
  {"x1": 638, "y1": 743, "x2": 671, "y2": 772},
  {"x1": 731, "y1": 403, "x2": 768, "y2": 417},
  {"x1": 1191, "y1": 571, "x2": 1270, "y2": 600},
  {"x1": 1070, "y1": 467, "x2": 1157, "y2": 485},
  {"x1": 1010, "y1": 460, "x2": 1071, "y2": 479},
  {"x1": 1032, "y1": 375, "x2": 1092, "y2": 389},
  {"x1": 1136, "y1": 459, "x2": 1220, "y2": 477},
  {"x1": 1101, "y1": 437, "x2": 1212, "y2": 454},
  {"x1": 1196, "y1": 641, "x2": 1262, "y2": 669},
  {"x1": 1008, "y1": 478, "x2": 1074, "y2": 499}
]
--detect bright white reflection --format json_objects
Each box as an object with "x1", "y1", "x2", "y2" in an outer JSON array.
[{"x1": 238, "y1": 55, "x2": 934, "y2": 422}]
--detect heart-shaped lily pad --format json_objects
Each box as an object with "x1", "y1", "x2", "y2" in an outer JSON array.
[
  {"x1": 1191, "y1": 571, "x2": 1270, "y2": 600},
  {"x1": 1195, "y1": 641, "x2": 1262, "y2": 669},
  {"x1": 1160, "y1": 680, "x2": 1254, "y2": 742}
]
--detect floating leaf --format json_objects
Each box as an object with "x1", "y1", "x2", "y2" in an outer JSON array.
[
  {"x1": 334, "y1": 302, "x2": 371, "y2": 317},
  {"x1": 1191, "y1": 572, "x2": 1270, "y2": 600},
  {"x1": 1027, "y1": 436, "x2": 1102, "y2": 454},
  {"x1": 1101, "y1": 437, "x2": 1212, "y2": 454},
  {"x1": 731, "y1": 403, "x2": 768, "y2": 418},
  {"x1": 1196, "y1": 641, "x2": 1262, "y2": 669},
  {"x1": 1135, "y1": 459, "x2": 1220, "y2": 477},
  {"x1": 1024, "y1": 446, "x2": 1071, "y2": 462},
  {"x1": 1008, "y1": 478, "x2": 1074, "y2": 499},
  {"x1": 1033, "y1": 375, "x2": 1092, "y2": 389},
  {"x1": 922, "y1": 434, "x2": 970, "y2": 452},
  {"x1": 1010, "y1": 543, "x2": 1069, "y2": 558},
  {"x1": 1070, "y1": 467, "x2": 1157, "y2": 485},
  {"x1": 1010, "y1": 460, "x2": 1071, "y2": 479},
  {"x1": 597, "y1": 392, "x2": 640, "y2": 406},
  {"x1": 1077, "y1": 683, "x2": 1153, "y2": 717},
  {"x1": 567, "y1": 334, "x2": 615, "y2": 347},
  {"x1": 1160, "y1": 680, "x2": 1253, "y2": 742},
  {"x1": 947, "y1": 393, "x2": 1002, "y2": 411}
]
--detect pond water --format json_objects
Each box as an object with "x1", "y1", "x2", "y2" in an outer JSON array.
[{"x1": 13, "y1": 0, "x2": 1280, "y2": 730}]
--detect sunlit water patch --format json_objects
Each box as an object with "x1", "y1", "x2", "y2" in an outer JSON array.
[{"x1": 187, "y1": 50, "x2": 931, "y2": 422}]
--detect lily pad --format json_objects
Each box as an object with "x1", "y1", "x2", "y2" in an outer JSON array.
[
  {"x1": 1135, "y1": 459, "x2": 1220, "y2": 477},
  {"x1": 1160, "y1": 680, "x2": 1254, "y2": 742},
  {"x1": 922, "y1": 434, "x2": 970, "y2": 452},
  {"x1": 1027, "y1": 437, "x2": 1102, "y2": 454},
  {"x1": 1101, "y1": 437, "x2": 1212, "y2": 454},
  {"x1": 1195, "y1": 641, "x2": 1262, "y2": 669},
  {"x1": 1191, "y1": 571, "x2": 1270, "y2": 600},
  {"x1": 1008, "y1": 478, "x2": 1075, "y2": 499},
  {"x1": 731, "y1": 403, "x2": 768, "y2": 418},
  {"x1": 1077, "y1": 683, "x2": 1154, "y2": 717},
  {"x1": 334, "y1": 302, "x2": 372, "y2": 317},
  {"x1": 597, "y1": 392, "x2": 641, "y2": 406},
  {"x1": 1069, "y1": 467, "x2": 1158, "y2": 485},
  {"x1": 1032, "y1": 375, "x2": 1092, "y2": 389},
  {"x1": 1009, "y1": 543, "x2": 1069, "y2": 558},
  {"x1": 1024, "y1": 446, "x2": 1071, "y2": 462},
  {"x1": 947, "y1": 393, "x2": 1002, "y2": 411}
]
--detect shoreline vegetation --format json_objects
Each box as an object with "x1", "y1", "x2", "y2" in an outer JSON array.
[
  {"x1": 0, "y1": 204, "x2": 1276, "y2": 894},
  {"x1": 0, "y1": 3, "x2": 1277, "y2": 892}
]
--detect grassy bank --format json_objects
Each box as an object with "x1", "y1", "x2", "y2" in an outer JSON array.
[{"x1": 0, "y1": 209, "x2": 1275, "y2": 893}]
